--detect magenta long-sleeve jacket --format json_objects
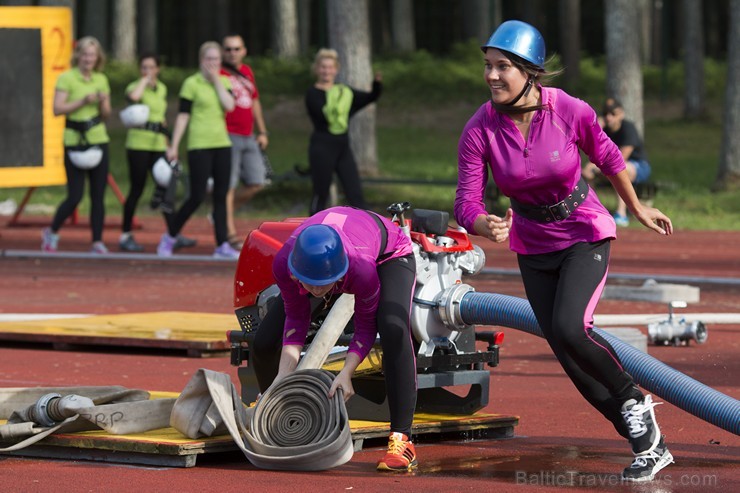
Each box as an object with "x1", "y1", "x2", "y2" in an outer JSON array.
[
  {"x1": 273, "y1": 207, "x2": 413, "y2": 360},
  {"x1": 455, "y1": 87, "x2": 625, "y2": 255}
]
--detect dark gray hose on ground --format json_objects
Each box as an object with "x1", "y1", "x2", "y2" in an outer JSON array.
[{"x1": 459, "y1": 292, "x2": 740, "y2": 436}]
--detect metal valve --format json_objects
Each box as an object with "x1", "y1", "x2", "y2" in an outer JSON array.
[{"x1": 647, "y1": 301, "x2": 708, "y2": 346}]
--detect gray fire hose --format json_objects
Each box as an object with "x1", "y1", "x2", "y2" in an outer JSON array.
[{"x1": 0, "y1": 369, "x2": 353, "y2": 470}]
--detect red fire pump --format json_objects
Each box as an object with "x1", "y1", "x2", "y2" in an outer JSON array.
[{"x1": 228, "y1": 203, "x2": 504, "y2": 420}]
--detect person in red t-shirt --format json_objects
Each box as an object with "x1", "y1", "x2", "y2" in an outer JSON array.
[{"x1": 220, "y1": 34, "x2": 269, "y2": 249}]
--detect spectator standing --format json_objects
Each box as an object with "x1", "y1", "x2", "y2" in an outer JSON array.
[
  {"x1": 159, "y1": 41, "x2": 237, "y2": 258},
  {"x1": 119, "y1": 54, "x2": 196, "y2": 252},
  {"x1": 220, "y1": 34, "x2": 270, "y2": 250},
  {"x1": 305, "y1": 48, "x2": 382, "y2": 215},
  {"x1": 43, "y1": 36, "x2": 111, "y2": 254}
]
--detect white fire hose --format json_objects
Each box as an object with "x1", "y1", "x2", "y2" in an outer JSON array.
[{"x1": 0, "y1": 297, "x2": 357, "y2": 470}]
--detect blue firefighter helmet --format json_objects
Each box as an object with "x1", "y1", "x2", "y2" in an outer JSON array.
[
  {"x1": 481, "y1": 20, "x2": 546, "y2": 70},
  {"x1": 289, "y1": 224, "x2": 349, "y2": 286}
]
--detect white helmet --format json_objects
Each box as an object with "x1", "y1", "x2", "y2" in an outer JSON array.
[
  {"x1": 119, "y1": 104, "x2": 150, "y2": 127},
  {"x1": 68, "y1": 146, "x2": 103, "y2": 170},
  {"x1": 153, "y1": 157, "x2": 176, "y2": 187}
]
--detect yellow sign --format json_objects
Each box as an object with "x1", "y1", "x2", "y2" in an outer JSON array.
[{"x1": 0, "y1": 7, "x2": 72, "y2": 188}]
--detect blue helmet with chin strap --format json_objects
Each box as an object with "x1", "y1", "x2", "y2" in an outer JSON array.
[
  {"x1": 289, "y1": 224, "x2": 349, "y2": 286},
  {"x1": 481, "y1": 20, "x2": 546, "y2": 70}
]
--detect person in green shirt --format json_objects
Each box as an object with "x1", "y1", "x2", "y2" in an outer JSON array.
[
  {"x1": 119, "y1": 53, "x2": 195, "y2": 253},
  {"x1": 158, "y1": 41, "x2": 236, "y2": 258},
  {"x1": 42, "y1": 36, "x2": 111, "y2": 254}
]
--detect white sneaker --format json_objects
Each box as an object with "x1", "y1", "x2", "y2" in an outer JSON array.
[
  {"x1": 41, "y1": 228, "x2": 59, "y2": 252},
  {"x1": 213, "y1": 241, "x2": 239, "y2": 259},
  {"x1": 90, "y1": 241, "x2": 109, "y2": 254}
]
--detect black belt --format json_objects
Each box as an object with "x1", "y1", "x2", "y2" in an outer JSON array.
[
  {"x1": 510, "y1": 177, "x2": 589, "y2": 223},
  {"x1": 366, "y1": 211, "x2": 391, "y2": 262},
  {"x1": 65, "y1": 116, "x2": 102, "y2": 133},
  {"x1": 143, "y1": 122, "x2": 172, "y2": 138}
]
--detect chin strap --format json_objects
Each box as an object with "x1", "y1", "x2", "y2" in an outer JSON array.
[{"x1": 491, "y1": 77, "x2": 541, "y2": 115}]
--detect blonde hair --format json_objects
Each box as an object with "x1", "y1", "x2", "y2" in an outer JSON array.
[
  {"x1": 199, "y1": 41, "x2": 222, "y2": 61},
  {"x1": 72, "y1": 36, "x2": 106, "y2": 71},
  {"x1": 312, "y1": 48, "x2": 340, "y2": 75}
]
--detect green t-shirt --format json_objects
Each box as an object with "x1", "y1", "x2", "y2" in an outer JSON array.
[
  {"x1": 124, "y1": 80, "x2": 168, "y2": 151},
  {"x1": 179, "y1": 72, "x2": 232, "y2": 150},
  {"x1": 56, "y1": 68, "x2": 110, "y2": 146}
]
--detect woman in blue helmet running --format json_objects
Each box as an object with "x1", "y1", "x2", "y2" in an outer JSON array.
[
  {"x1": 454, "y1": 20, "x2": 674, "y2": 482},
  {"x1": 251, "y1": 206, "x2": 418, "y2": 472}
]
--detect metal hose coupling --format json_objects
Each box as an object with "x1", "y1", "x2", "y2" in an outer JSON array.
[
  {"x1": 28, "y1": 393, "x2": 95, "y2": 427},
  {"x1": 437, "y1": 283, "x2": 475, "y2": 330}
]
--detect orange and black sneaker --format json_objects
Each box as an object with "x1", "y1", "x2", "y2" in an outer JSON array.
[{"x1": 376, "y1": 432, "x2": 417, "y2": 472}]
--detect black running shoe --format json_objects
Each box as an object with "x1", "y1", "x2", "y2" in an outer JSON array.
[
  {"x1": 622, "y1": 436, "x2": 674, "y2": 482},
  {"x1": 173, "y1": 235, "x2": 197, "y2": 251},
  {"x1": 119, "y1": 235, "x2": 144, "y2": 252},
  {"x1": 621, "y1": 394, "x2": 662, "y2": 454}
]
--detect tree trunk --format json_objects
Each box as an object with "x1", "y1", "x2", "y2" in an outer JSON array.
[
  {"x1": 637, "y1": 0, "x2": 651, "y2": 64},
  {"x1": 391, "y1": 0, "x2": 415, "y2": 53},
  {"x1": 137, "y1": 0, "x2": 157, "y2": 55},
  {"x1": 650, "y1": 0, "x2": 664, "y2": 65},
  {"x1": 81, "y1": 0, "x2": 108, "y2": 49},
  {"x1": 213, "y1": 0, "x2": 229, "y2": 41},
  {"x1": 112, "y1": 0, "x2": 137, "y2": 63},
  {"x1": 714, "y1": 0, "x2": 740, "y2": 191},
  {"x1": 327, "y1": 0, "x2": 378, "y2": 177},
  {"x1": 271, "y1": 0, "x2": 300, "y2": 59},
  {"x1": 681, "y1": 0, "x2": 705, "y2": 119},
  {"x1": 558, "y1": 0, "x2": 581, "y2": 90},
  {"x1": 297, "y1": 0, "x2": 311, "y2": 55},
  {"x1": 605, "y1": 0, "x2": 644, "y2": 137},
  {"x1": 461, "y1": 0, "x2": 491, "y2": 44}
]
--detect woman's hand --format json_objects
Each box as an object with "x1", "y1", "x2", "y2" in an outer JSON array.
[
  {"x1": 328, "y1": 369, "x2": 355, "y2": 402},
  {"x1": 83, "y1": 92, "x2": 101, "y2": 104},
  {"x1": 202, "y1": 60, "x2": 221, "y2": 84},
  {"x1": 633, "y1": 205, "x2": 673, "y2": 236},
  {"x1": 474, "y1": 208, "x2": 513, "y2": 243},
  {"x1": 165, "y1": 146, "x2": 178, "y2": 162}
]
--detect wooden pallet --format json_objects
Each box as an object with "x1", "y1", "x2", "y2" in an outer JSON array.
[
  {"x1": 1, "y1": 412, "x2": 518, "y2": 468},
  {"x1": 0, "y1": 312, "x2": 236, "y2": 357}
]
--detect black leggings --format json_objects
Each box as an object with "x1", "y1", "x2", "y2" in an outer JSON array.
[
  {"x1": 251, "y1": 254, "x2": 418, "y2": 436},
  {"x1": 168, "y1": 147, "x2": 231, "y2": 245},
  {"x1": 123, "y1": 149, "x2": 164, "y2": 233},
  {"x1": 308, "y1": 133, "x2": 367, "y2": 215},
  {"x1": 51, "y1": 144, "x2": 110, "y2": 242},
  {"x1": 517, "y1": 240, "x2": 641, "y2": 439}
]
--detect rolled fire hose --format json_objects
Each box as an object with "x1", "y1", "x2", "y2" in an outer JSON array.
[{"x1": 1, "y1": 296, "x2": 357, "y2": 470}]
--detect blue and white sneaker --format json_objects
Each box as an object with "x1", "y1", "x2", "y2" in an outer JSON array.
[{"x1": 622, "y1": 436, "x2": 674, "y2": 482}]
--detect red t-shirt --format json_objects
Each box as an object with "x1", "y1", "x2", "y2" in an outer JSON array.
[{"x1": 220, "y1": 64, "x2": 259, "y2": 136}]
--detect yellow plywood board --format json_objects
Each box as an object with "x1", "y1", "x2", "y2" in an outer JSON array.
[
  {"x1": 0, "y1": 312, "x2": 236, "y2": 344},
  {"x1": 1, "y1": 412, "x2": 516, "y2": 449}
]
